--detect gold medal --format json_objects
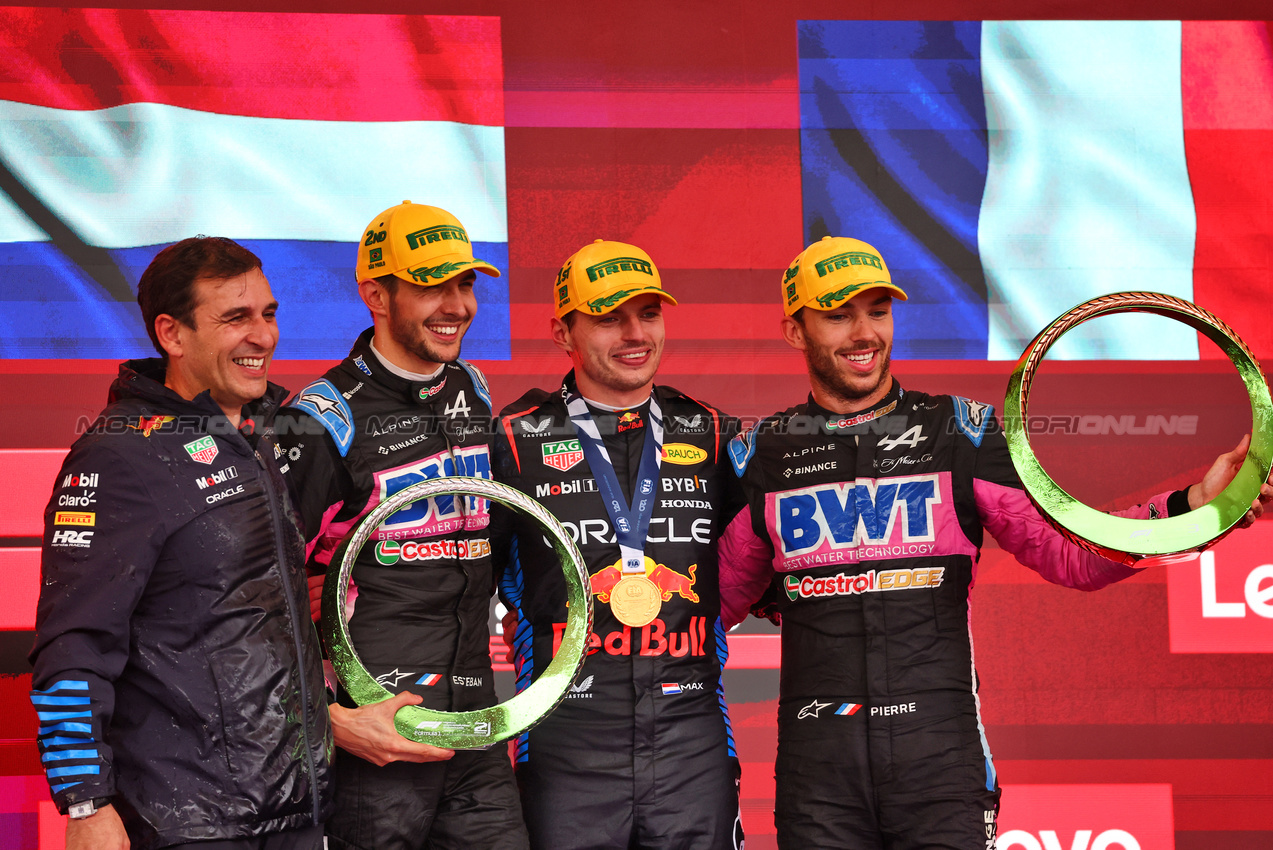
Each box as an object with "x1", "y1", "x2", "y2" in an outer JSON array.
[{"x1": 610, "y1": 574, "x2": 662, "y2": 627}]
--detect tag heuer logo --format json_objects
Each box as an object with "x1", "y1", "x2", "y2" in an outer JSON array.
[
  {"x1": 184, "y1": 436, "x2": 219, "y2": 465},
  {"x1": 541, "y1": 439, "x2": 583, "y2": 471}
]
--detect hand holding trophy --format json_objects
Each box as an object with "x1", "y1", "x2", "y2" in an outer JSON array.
[{"x1": 1003, "y1": 292, "x2": 1273, "y2": 566}]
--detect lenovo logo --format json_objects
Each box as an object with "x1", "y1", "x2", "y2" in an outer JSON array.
[
  {"x1": 997, "y1": 830, "x2": 1143, "y2": 850},
  {"x1": 997, "y1": 785, "x2": 1172, "y2": 850},
  {"x1": 1167, "y1": 524, "x2": 1273, "y2": 653}
]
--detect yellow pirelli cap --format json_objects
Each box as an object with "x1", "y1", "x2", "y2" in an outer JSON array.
[
  {"x1": 553, "y1": 240, "x2": 678, "y2": 319},
  {"x1": 781, "y1": 236, "x2": 907, "y2": 316},
  {"x1": 357, "y1": 201, "x2": 500, "y2": 286}
]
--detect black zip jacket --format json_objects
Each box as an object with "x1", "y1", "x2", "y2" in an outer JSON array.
[{"x1": 29, "y1": 359, "x2": 333, "y2": 849}]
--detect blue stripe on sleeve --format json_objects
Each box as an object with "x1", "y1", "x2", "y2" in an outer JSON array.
[
  {"x1": 37, "y1": 711, "x2": 93, "y2": 722},
  {"x1": 31, "y1": 695, "x2": 91, "y2": 706},
  {"x1": 32, "y1": 680, "x2": 89, "y2": 693},
  {"x1": 46, "y1": 765, "x2": 101, "y2": 779},
  {"x1": 42, "y1": 736, "x2": 95, "y2": 747},
  {"x1": 39, "y1": 722, "x2": 92, "y2": 735},
  {"x1": 42, "y1": 748, "x2": 99, "y2": 762}
]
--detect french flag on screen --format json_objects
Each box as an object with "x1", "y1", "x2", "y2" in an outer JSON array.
[
  {"x1": 0, "y1": 8, "x2": 509, "y2": 359},
  {"x1": 799, "y1": 20, "x2": 1273, "y2": 360}
]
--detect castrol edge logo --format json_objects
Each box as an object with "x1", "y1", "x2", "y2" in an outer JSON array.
[
  {"x1": 1167, "y1": 522, "x2": 1273, "y2": 652},
  {"x1": 997, "y1": 784, "x2": 1173, "y2": 850},
  {"x1": 784, "y1": 567, "x2": 944, "y2": 601}
]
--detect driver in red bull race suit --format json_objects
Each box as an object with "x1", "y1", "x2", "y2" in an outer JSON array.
[
  {"x1": 716, "y1": 236, "x2": 1273, "y2": 850},
  {"x1": 492, "y1": 240, "x2": 747, "y2": 849},
  {"x1": 277, "y1": 202, "x2": 528, "y2": 850}
]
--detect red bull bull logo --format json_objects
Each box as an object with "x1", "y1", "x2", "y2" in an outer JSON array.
[
  {"x1": 589, "y1": 556, "x2": 699, "y2": 603},
  {"x1": 617, "y1": 410, "x2": 644, "y2": 432},
  {"x1": 129, "y1": 415, "x2": 174, "y2": 437}
]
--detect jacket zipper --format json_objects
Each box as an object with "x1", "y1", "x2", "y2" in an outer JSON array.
[{"x1": 255, "y1": 447, "x2": 323, "y2": 823}]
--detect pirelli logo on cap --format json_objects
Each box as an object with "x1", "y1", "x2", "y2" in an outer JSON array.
[
  {"x1": 585, "y1": 256, "x2": 654, "y2": 282},
  {"x1": 406, "y1": 224, "x2": 469, "y2": 250},
  {"x1": 815, "y1": 250, "x2": 884, "y2": 277}
]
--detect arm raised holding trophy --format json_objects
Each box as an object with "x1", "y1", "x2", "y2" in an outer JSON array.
[{"x1": 716, "y1": 236, "x2": 1273, "y2": 850}]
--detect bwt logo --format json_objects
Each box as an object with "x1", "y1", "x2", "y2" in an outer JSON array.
[
  {"x1": 774, "y1": 473, "x2": 939, "y2": 556},
  {"x1": 373, "y1": 446, "x2": 491, "y2": 538},
  {"x1": 997, "y1": 830, "x2": 1142, "y2": 850},
  {"x1": 1167, "y1": 525, "x2": 1273, "y2": 653}
]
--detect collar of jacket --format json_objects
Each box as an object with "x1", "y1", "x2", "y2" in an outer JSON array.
[
  {"x1": 346, "y1": 326, "x2": 450, "y2": 406},
  {"x1": 112, "y1": 357, "x2": 289, "y2": 426}
]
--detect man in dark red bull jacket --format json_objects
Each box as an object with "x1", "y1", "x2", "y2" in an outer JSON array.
[
  {"x1": 492, "y1": 239, "x2": 747, "y2": 850},
  {"x1": 718, "y1": 235, "x2": 1273, "y2": 849}
]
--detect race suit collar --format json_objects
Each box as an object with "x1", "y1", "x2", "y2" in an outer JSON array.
[
  {"x1": 805, "y1": 378, "x2": 904, "y2": 432},
  {"x1": 346, "y1": 327, "x2": 449, "y2": 405}
]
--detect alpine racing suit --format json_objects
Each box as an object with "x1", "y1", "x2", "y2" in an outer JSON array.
[
  {"x1": 493, "y1": 372, "x2": 746, "y2": 850},
  {"x1": 719, "y1": 381, "x2": 1189, "y2": 850},
  {"x1": 30, "y1": 359, "x2": 333, "y2": 849},
  {"x1": 277, "y1": 328, "x2": 526, "y2": 850}
]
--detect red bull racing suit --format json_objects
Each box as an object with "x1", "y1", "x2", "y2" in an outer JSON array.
[
  {"x1": 718, "y1": 381, "x2": 1189, "y2": 850},
  {"x1": 492, "y1": 372, "x2": 746, "y2": 850},
  {"x1": 277, "y1": 328, "x2": 526, "y2": 850}
]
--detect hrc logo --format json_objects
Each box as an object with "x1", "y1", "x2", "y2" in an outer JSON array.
[
  {"x1": 772, "y1": 473, "x2": 940, "y2": 558},
  {"x1": 370, "y1": 446, "x2": 492, "y2": 540}
]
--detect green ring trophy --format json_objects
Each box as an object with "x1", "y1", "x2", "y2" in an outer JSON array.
[
  {"x1": 1004, "y1": 291, "x2": 1273, "y2": 566},
  {"x1": 322, "y1": 476, "x2": 592, "y2": 748}
]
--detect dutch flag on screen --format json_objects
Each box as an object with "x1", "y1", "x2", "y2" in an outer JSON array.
[
  {"x1": 0, "y1": 9, "x2": 509, "y2": 360},
  {"x1": 799, "y1": 20, "x2": 1273, "y2": 360},
  {"x1": 661, "y1": 683, "x2": 682, "y2": 695}
]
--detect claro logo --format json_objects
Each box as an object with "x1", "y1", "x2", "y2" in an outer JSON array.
[
  {"x1": 997, "y1": 785, "x2": 1172, "y2": 850},
  {"x1": 1167, "y1": 524, "x2": 1273, "y2": 653}
]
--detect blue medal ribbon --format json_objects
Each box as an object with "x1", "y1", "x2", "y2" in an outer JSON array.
[{"x1": 565, "y1": 391, "x2": 664, "y2": 574}]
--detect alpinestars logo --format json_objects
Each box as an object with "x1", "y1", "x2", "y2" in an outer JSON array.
[
  {"x1": 798, "y1": 699, "x2": 831, "y2": 719},
  {"x1": 375, "y1": 669, "x2": 413, "y2": 687},
  {"x1": 298, "y1": 391, "x2": 350, "y2": 427}
]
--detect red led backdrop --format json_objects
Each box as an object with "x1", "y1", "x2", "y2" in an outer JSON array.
[{"x1": 1, "y1": 2, "x2": 1271, "y2": 848}]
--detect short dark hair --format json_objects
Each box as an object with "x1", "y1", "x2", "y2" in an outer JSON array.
[
  {"x1": 373, "y1": 273, "x2": 399, "y2": 295},
  {"x1": 137, "y1": 237, "x2": 262, "y2": 357},
  {"x1": 560, "y1": 310, "x2": 578, "y2": 329}
]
